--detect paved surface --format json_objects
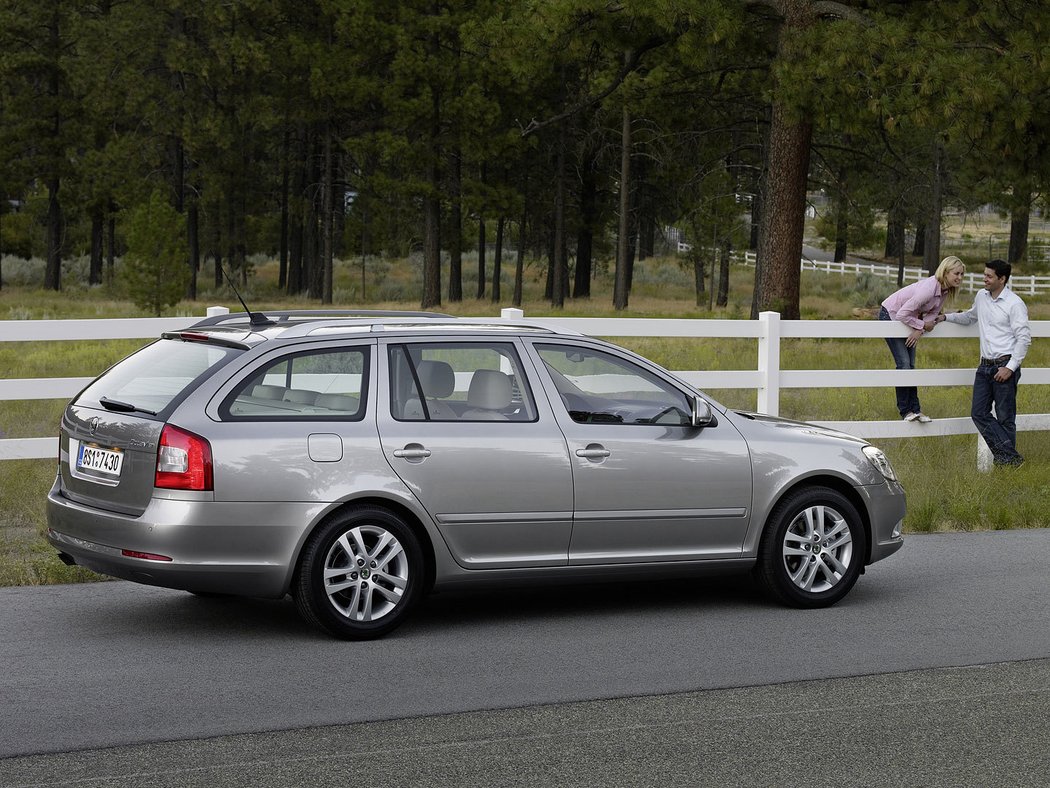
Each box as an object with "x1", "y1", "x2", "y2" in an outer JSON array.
[
  {"x1": 2, "y1": 659, "x2": 1049, "y2": 787},
  {"x1": 2, "y1": 530, "x2": 1050, "y2": 783}
]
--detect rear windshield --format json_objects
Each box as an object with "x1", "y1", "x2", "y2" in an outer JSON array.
[{"x1": 77, "y1": 338, "x2": 242, "y2": 416}]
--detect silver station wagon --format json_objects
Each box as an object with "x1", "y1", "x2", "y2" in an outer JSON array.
[{"x1": 47, "y1": 311, "x2": 905, "y2": 639}]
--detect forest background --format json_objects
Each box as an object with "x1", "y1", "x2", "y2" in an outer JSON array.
[{"x1": 1, "y1": 0, "x2": 1049, "y2": 317}]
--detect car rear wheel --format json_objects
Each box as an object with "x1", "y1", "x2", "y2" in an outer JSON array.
[
  {"x1": 756, "y1": 486, "x2": 866, "y2": 608},
  {"x1": 294, "y1": 506, "x2": 423, "y2": 639}
]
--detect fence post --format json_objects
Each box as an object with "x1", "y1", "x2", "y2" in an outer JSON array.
[
  {"x1": 977, "y1": 434, "x2": 993, "y2": 473},
  {"x1": 757, "y1": 311, "x2": 781, "y2": 416},
  {"x1": 206, "y1": 306, "x2": 230, "y2": 317},
  {"x1": 501, "y1": 307, "x2": 524, "y2": 320}
]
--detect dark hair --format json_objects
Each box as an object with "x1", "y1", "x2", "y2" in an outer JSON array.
[{"x1": 987, "y1": 258, "x2": 1012, "y2": 282}]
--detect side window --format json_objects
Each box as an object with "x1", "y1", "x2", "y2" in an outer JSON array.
[
  {"x1": 221, "y1": 347, "x2": 368, "y2": 420},
  {"x1": 536, "y1": 344, "x2": 691, "y2": 426},
  {"x1": 390, "y1": 342, "x2": 536, "y2": 422}
]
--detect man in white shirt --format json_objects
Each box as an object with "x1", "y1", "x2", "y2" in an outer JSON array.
[{"x1": 939, "y1": 259, "x2": 1032, "y2": 467}]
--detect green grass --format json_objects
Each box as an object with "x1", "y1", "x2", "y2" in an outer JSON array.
[{"x1": 2, "y1": 253, "x2": 1048, "y2": 587}]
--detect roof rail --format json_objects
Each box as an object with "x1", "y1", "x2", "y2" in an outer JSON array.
[{"x1": 187, "y1": 309, "x2": 453, "y2": 329}]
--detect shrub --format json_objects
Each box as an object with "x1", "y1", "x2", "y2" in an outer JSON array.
[{"x1": 122, "y1": 191, "x2": 190, "y2": 315}]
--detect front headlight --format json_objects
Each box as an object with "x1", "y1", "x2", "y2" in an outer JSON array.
[{"x1": 863, "y1": 445, "x2": 898, "y2": 482}]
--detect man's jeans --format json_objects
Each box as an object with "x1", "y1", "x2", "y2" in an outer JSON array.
[
  {"x1": 879, "y1": 306, "x2": 920, "y2": 417},
  {"x1": 972, "y1": 361, "x2": 1023, "y2": 465}
]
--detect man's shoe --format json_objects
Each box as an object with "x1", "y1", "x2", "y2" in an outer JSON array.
[
  {"x1": 915, "y1": 413, "x2": 933, "y2": 423},
  {"x1": 903, "y1": 412, "x2": 920, "y2": 422}
]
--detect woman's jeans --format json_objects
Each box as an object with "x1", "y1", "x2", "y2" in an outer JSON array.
[
  {"x1": 879, "y1": 306, "x2": 919, "y2": 417},
  {"x1": 972, "y1": 360, "x2": 1023, "y2": 465}
]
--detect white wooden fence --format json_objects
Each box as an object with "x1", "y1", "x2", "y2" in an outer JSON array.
[
  {"x1": 2, "y1": 307, "x2": 1048, "y2": 472},
  {"x1": 733, "y1": 250, "x2": 1050, "y2": 295}
]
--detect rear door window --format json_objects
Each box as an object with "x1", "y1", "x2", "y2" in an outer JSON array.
[
  {"x1": 221, "y1": 347, "x2": 369, "y2": 420},
  {"x1": 389, "y1": 342, "x2": 536, "y2": 422}
]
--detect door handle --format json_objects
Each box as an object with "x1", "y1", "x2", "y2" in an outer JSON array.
[
  {"x1": 393, "y1": 446, "x2": 432, "y2": 460},
  {"x1": 575, "y1": 446, "x2": 610, "y2": 459}
]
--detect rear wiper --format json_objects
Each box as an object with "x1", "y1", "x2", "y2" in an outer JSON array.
[{"x1": 99, "y1": 396, "x2": 157, "y2": 416}]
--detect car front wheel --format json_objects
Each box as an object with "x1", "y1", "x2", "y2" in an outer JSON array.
[
  {"x1": 294, "y1": 506, "x2": 423, "y2": 639},
  {"x1": 756, "y1": 486, "x2": 866, "y2": 608}
]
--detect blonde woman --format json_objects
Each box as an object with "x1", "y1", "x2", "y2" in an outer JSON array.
[{"x1": 878, "y1": 255, "x2": 966, "y2": 422}]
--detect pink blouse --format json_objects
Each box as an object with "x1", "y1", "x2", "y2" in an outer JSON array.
[{"x1": 881, "y1": 276, "x2": 949, "y2": 330}]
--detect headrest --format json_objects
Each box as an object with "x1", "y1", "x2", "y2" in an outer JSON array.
[
  {"x1": 417, "y1": 360, "x2": 455, "y2": 398},
  {"x1": 252, "y1": 384, "x2": 286, "y2": 400},
  {"x1": 467, "y1": 369, "x2": 511, "y2": 410},
  {"x1": 315, "y1": 393, "x2": 358, "y2": 412},
  {"x1": 283, "y1": 389, "x2": 318, "y2": 404}
]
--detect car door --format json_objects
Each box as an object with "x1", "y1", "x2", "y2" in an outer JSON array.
[
  {"x1": 528, "y1": 340, "x2": 753, "y2": 564},
  {"x1": 376, "y1": 338, "x2": 574, "y2": 569}
]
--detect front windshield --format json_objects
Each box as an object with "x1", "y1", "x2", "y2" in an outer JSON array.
[{"x1": 77, "y1": 339, "x2": 241, "y2": 416}]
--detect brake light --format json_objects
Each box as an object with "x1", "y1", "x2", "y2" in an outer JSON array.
[{"x1": 155, "y1": 424, "x2": 213, "y2": 491}]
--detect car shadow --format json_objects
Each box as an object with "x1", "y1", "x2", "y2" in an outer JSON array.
[
  {"x1": 403, "y1": 573, "x2": 767, "y2": 636},
  {"x1": 66, "y1": 572, "x2": 815, "y2": 642}
]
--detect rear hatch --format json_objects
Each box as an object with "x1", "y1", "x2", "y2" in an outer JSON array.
[{"x1": 58, "y1": 337, "x2": 244, "y2": 516}]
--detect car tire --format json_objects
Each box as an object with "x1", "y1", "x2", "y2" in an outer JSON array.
[
  {"x1": 294, "y1": 506, "x2": 424, "y2": 639},
  {"x1": 756, "y1": 486, "x2": 866, "y2": 608}
]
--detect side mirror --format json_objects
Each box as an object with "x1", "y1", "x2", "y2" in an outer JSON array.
[{"x1": 690, "y1": 396, "x2": 717, "y2": 428}]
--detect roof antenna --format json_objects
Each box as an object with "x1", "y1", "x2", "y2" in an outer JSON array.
[{"x1": 219, "y1": 264, "x2": 274, "y2": 327}]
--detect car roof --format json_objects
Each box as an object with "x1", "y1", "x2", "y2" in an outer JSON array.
[{"x1": 178, "y1": 309, "x2": 581, "y2": 346}]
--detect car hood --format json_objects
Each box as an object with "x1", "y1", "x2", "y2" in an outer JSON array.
[{"x1": 731, "y1": 411, "x2": 869, "y2": 446}]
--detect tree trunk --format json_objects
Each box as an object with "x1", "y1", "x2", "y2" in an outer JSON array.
[
  {"x1": 912, "y1": 223, "x2": 925, "y2": 257},
  {"x1": 717, "y1": 239, "x2": 730, "y2": 307},
  {"x1": 106, "y1": 206, "x2": 116, "y2": 284},
  {"x1": 1008, "y1": 179, "x2": 1031, "y2": 264},
  {"x1": 448, "y1": 149, "x2": 462, "y2": 301},
  {"x1": 492, "y1": 216, "x2": 504, "y2": 302},
  {"x1": 513, "y1": 203, "x2": 526, "y2": 307},
  {"x1": 923, "y1": 143, "x2": 943, "y2": 274},
  {"x1": 477, "y1": 216, "x2": 487, "y2": 299},
  {"x1": 833, "y1": 166, "x2": 848, "y2": 263},
  {"x1": 186, "y1": 198, "x2": 199, "y2": 300},
  {"x1": 749, "y1": 187, "x2": 762, "y2": 251},
  {"x1": 574, "y1": 154, "x2": 596, "y2": 298},
  {"x1": 321, "y1": 122, "x2": 334, "y2": 304},
  {"x1": 885, "y1": 201, "x2": 905, "y2": 262},
  {"x1": 626, "y1": 182, "x2": 639, "y2": 293},
  {"x1": 613, "y1": 103, "x2": 632, "y2": 311},
  {"x1": 279, "y1": 129, "x2": 290, "y2": 290},
  {"x1": 422, "y1": 185, "x2": 442, "y2": 309},
  {"x1": 551, "y1": 123, "x2": 567, "y2": 308},
  {"x1": 44, "y1": 178, "x2": 62, "y2": 291},
  {"x1": 89, "y1": 208, "x2": 104, "y2": 286},
  {"x1": 305, "y1": 132, "x2": 323, "y2": 299},
  {"x1": 638, "y1": 208, "x2": 655, "y2": 261},
  {"x1": 755, "y1": 101, "x2": 811, "y2": 319},
  {"x1": 694, "y1": 255, "x2": 705, "y2": 306},
  {"x1": 287, "y1": 128, "x2": 307, "y2": 295},
  {"x1": 212, "y1": 215, "x2": 223, "y2": 289}
]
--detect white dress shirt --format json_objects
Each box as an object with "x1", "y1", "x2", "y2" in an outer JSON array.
[{"x1": 944, "y1": 286, "x2": 1031, "y2": 372}]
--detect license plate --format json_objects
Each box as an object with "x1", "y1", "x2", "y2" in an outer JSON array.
[{"x1": 77, "y1": 444, "x2": 124, "y2": 477}]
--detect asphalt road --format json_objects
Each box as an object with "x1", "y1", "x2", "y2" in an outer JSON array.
[{"x1": 2, "y1": 530, "x2": 1050, "y2": 785}]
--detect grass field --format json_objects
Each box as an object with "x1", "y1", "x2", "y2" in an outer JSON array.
[{"x1": 2, "y1": 250, "x2": 1048, "y2": 587}]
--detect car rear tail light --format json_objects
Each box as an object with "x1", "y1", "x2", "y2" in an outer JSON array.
[
  {"x1": 156, "y1": 424, "x2": 213, "y2": 491},
  {"x1": 121, "y1": 549, "x2": 173, "y2": 562}
]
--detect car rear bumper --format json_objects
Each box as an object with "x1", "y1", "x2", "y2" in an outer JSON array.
[{"x1": 46, "y1": 482, "x2": 329, "y2": 598}]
